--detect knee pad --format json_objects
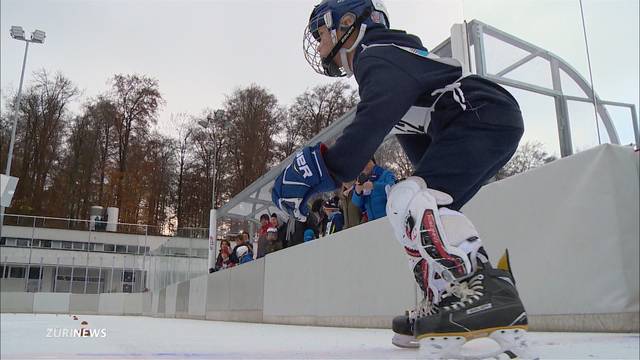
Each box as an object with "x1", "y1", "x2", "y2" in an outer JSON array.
[{"x1": 387, "y1": 177, "x2": 485, "y2": 303}]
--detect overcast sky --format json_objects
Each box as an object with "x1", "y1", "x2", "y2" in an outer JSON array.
[{"x1": 1, "y1": 0, "x2": 638, "y2": 155}]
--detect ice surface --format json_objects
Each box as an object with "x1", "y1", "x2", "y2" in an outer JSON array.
[{"x1": 0, "y1": 313, "x2": 638, "y2": 359}]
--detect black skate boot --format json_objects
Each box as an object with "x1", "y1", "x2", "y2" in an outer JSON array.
[{"x1": 415, "y1": 250, "x2": 533, "y2": 359}]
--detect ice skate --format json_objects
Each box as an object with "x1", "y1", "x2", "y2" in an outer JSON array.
[{"x1": 415, "y1": 251, "x2": 535, "y2": 359}]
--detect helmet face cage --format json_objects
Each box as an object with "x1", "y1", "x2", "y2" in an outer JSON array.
[{"x1": 303, "y1": 11, "x2": 347, "y2": 77}]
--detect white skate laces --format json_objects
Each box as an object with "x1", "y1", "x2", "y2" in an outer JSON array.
[
  {"x1": 441, "y1": 274, "x2": 485, "y2": 312},
  {"x1": 409, "y1": 296, "x2": 438, "y2": 321}
]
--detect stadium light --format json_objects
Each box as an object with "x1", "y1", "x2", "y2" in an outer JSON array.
[
  {"x1": 10, "y1": 26, "x2": 25, "y2": 40},
  {"x1": 31, "y1": 30, "x2": 46, "y2": 44}
]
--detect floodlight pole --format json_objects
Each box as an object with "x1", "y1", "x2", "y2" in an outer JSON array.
[
  {"x1": 5, "y1": 41, "x2": 30, "y2": 176},
  {"x1": 1, "y1": 34, "x2": 34, "y2": 234}
]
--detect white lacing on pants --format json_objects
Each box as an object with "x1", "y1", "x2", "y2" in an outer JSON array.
[{"x1": 431, "y1": 81, "x2": 468, "y2": 111}]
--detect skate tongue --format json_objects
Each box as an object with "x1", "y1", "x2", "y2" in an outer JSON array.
[{"x1": 497, "y1": 249, "x2": 515, "y2": 282}]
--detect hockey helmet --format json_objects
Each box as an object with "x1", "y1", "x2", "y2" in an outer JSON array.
[{"x1": 303, "y1": 0, "x2": 389, "y2": 77}]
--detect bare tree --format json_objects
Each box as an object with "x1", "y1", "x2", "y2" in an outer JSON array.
[
  {"x1": 495, "y1": 141, "x2": 557, "y2": 180},
  {"x1": 139, "y1": 132, "x2": 176, "y2": 232},
  {"x1": 279, "y1": 81, "x2": 358, "y2": 159},
  {"x1": 109, "y1": 74, "x2": 164, "y2": 221},
  {"x1": 171, "y1": 113, "x2": 196, "y2": 229},
  {"x1": 8, "y1": 70, "x2": 79, "y2": 215},
  {"x1": 375, "y1": 136, "x2": 414, "y2": 180},
  {"x1": 223, "y1": 85, "x2": 283, "y2": 195}
]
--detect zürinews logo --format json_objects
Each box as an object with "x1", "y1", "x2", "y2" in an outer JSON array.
[{"x1": 45, "y1": 315, "x2": 107, "y2": 338}]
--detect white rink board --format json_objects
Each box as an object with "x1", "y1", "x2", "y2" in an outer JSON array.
[
  {"x1": 462, "y1": 145, "x2": 639, "y2": 318},
  {"x1": 187, "y1": 275, "x2": 207, "y2": 318},
  {"x1": 33, "y1": 293, "x2": 70, "y2": 314},
  {"x1": 0, "y1": 314, "x2": 637, "y2": 359},
  {"x1": 263, "y1": 217, "x2": 416, "y2": 327}
]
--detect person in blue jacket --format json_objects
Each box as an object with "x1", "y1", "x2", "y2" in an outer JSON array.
[
  {"x1": 322, "y1": 197, "x2": 344, "y2": 234},
  {"x1": 272, "y1": 0, "x2": 529, "y2": 356},
  {"x1": 351, "y1": 157, "x2": 395, "y2": 221}
]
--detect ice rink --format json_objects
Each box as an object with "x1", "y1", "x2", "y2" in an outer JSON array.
[{"x1": 0, "y1": 314, "x2": 637, "y2": 359}]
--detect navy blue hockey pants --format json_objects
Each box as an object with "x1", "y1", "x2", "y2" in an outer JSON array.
[{"x1": 397, "y1": 105, "x2": 524, "y2": 211}]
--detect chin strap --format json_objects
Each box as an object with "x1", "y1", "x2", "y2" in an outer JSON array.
[{"x1": 322, "y1": 7, "x2": 372, "y2": 77}]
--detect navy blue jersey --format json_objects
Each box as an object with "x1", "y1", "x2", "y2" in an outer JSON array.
[{"x1": 324, "y1": 28, "x2": 524, "y2": 183}]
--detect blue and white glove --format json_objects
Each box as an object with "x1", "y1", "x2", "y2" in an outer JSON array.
[{"x1": 272, "y1": 143, "x2": 336, "y2": 221}]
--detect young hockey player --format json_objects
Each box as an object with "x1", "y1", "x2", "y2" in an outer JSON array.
[{"x1": 272, "y1": 0, "x2": 531, "y2": 358}]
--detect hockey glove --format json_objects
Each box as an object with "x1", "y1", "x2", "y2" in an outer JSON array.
[{"x1": 272, "y1": 143, "x2": 336, "y2": 221}]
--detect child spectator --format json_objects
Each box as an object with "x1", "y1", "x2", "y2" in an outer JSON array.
[
  {"x1": 310, "y1": 198, "x2": 328, "y2": 237},
  {"x1": 236, "y1": 245, "x2": 253, "y2": 264},
  {"x1": 323, "y1": 197, "x2": 344, "y2": 234},
  {"x1": 230, "y1": 233, "x2": 253, "y2": 264},
  {"x1": 265, "y1": 227, "x2": 283, "y2": 254},
  {"x1": 352, "y1": 157, "x2": 396, "y2": 221},
  {"x1": 303, "y1": 228, "x2": 316, "y2": 242}
]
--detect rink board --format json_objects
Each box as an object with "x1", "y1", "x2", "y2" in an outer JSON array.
[
  {"x1": 69, "y1": 294, "x2": 100, "y2": 314},
  {"x1": 33, "y1": 293, "x2": 70, "y2": 314},
  {"x1": 462, "y1": 144, "x2": 639, "y2": 331},
  {"x1": 263, "y1": 218, "x2": 415, "y2": 327}
]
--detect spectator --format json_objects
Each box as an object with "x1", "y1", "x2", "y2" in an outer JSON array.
[
  {"x1": 322, "y1": 197, "x2": 344, "y2": 235},
  {"x1": 310, "y1": 198, "x2": 328, "y2": 237},
  {"x1": 304, "y1": 228, "x2": 316, "y2": 242},
  {"x1": 230, "y1": 233, "x2": 253, "y2": 264},
  {"x1": 270, "y1": 213, "x2": 288, "y2": 248},
  {"x1": 338, "y1": 181, "x2": 363, "y2": 229},
  {"x1": 258, "y1": 214, "x2": 270, "y2": 236},
  {"x1": 236, "y1": 245, "x2": 253, "y2": 264},
  {"x1": 256, "y1": 214, "x2": 271, "y2": 258},
  {"x1": 241, "y1": 231, "x2": 253, "y2": 252},
  {"x1": 288, "y1": 218, "x2": 307, "y2": 247},
  {"x1": 265, "y1": 227, "x2": 283, "y2": 254},
  {"x1": 214, "y1": 240, "x2": 235, "y2": 271},
  {"x1": 352, "y1": 157, "x2": 396, "y2": 221}
]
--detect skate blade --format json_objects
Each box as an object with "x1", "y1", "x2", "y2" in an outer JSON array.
[
  {"x1": 392, "y1": 333, "x2": 419, "y2": 349},
  {"x1": 418, "y1": 328, "x2": 537, "y2": 359}
]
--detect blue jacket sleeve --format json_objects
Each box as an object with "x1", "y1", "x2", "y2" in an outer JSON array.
[
  {"x1": 334, "y1": 213, "x2": 344, "y2": 232},
  {"x1": 351, "y1": 191, "x2": 365, "y2": 210},
  {"x1": 324, "y1": 53, "x2": 424, "y2": 183},
  {"x1": 373, "y1": 170, "x2": 396, "y2": 193}
]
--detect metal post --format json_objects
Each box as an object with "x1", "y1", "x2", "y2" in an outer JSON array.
[
  {"x1": 69, "y1": 257, "x2": 75, "y2": 293},
  {"x1": 122, "y1": 255, "x2": 126, "y2": 293},
  {"x1": 206, "y1": 116, "x2": 218, "y2": 273},
  {"x1": 142, "y1": 225, "x2": 148, "y2": 280},
  {"x1": 630, "y1": 105, "x2": 639, "y2": 148},
  {"x1": 23, "y1": 216, "x2": 36, "y2": 291},
  {"x1": 84, "y1": 224, "x2": 92, "y2": 294},
  {"x1": 97, "y1": 257, "x2": 103, "y2": 294},
  {"x1": 2, "y1": 256, "x2": 7, "y2": 278},
  {"x1": 110, "y1": 256, "x2": 115, "y2": 293},
  {"x1": 37, "y1": 257, "x2": 43, "y2": 292},
  {"x1": 53, "y1": 257, "x2": 59, "y2": 292},
  {"x1": 187, "y1": 237, "x2": 192, "y2": 280},
  {"x1": 3, "y1": 41, "x2": 29, "y2": 176},
  {"x1": 471, "y1": 22, "x2": 487, "y2": 76}
]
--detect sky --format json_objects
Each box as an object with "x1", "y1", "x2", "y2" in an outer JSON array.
[{"x1": 1, "y1": 0, "x2": 638, "y2": 156}]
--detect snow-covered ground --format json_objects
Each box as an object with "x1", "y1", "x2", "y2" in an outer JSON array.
[{"x1": 0, "y1": 313, "x2": 637, "y2": 359}]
